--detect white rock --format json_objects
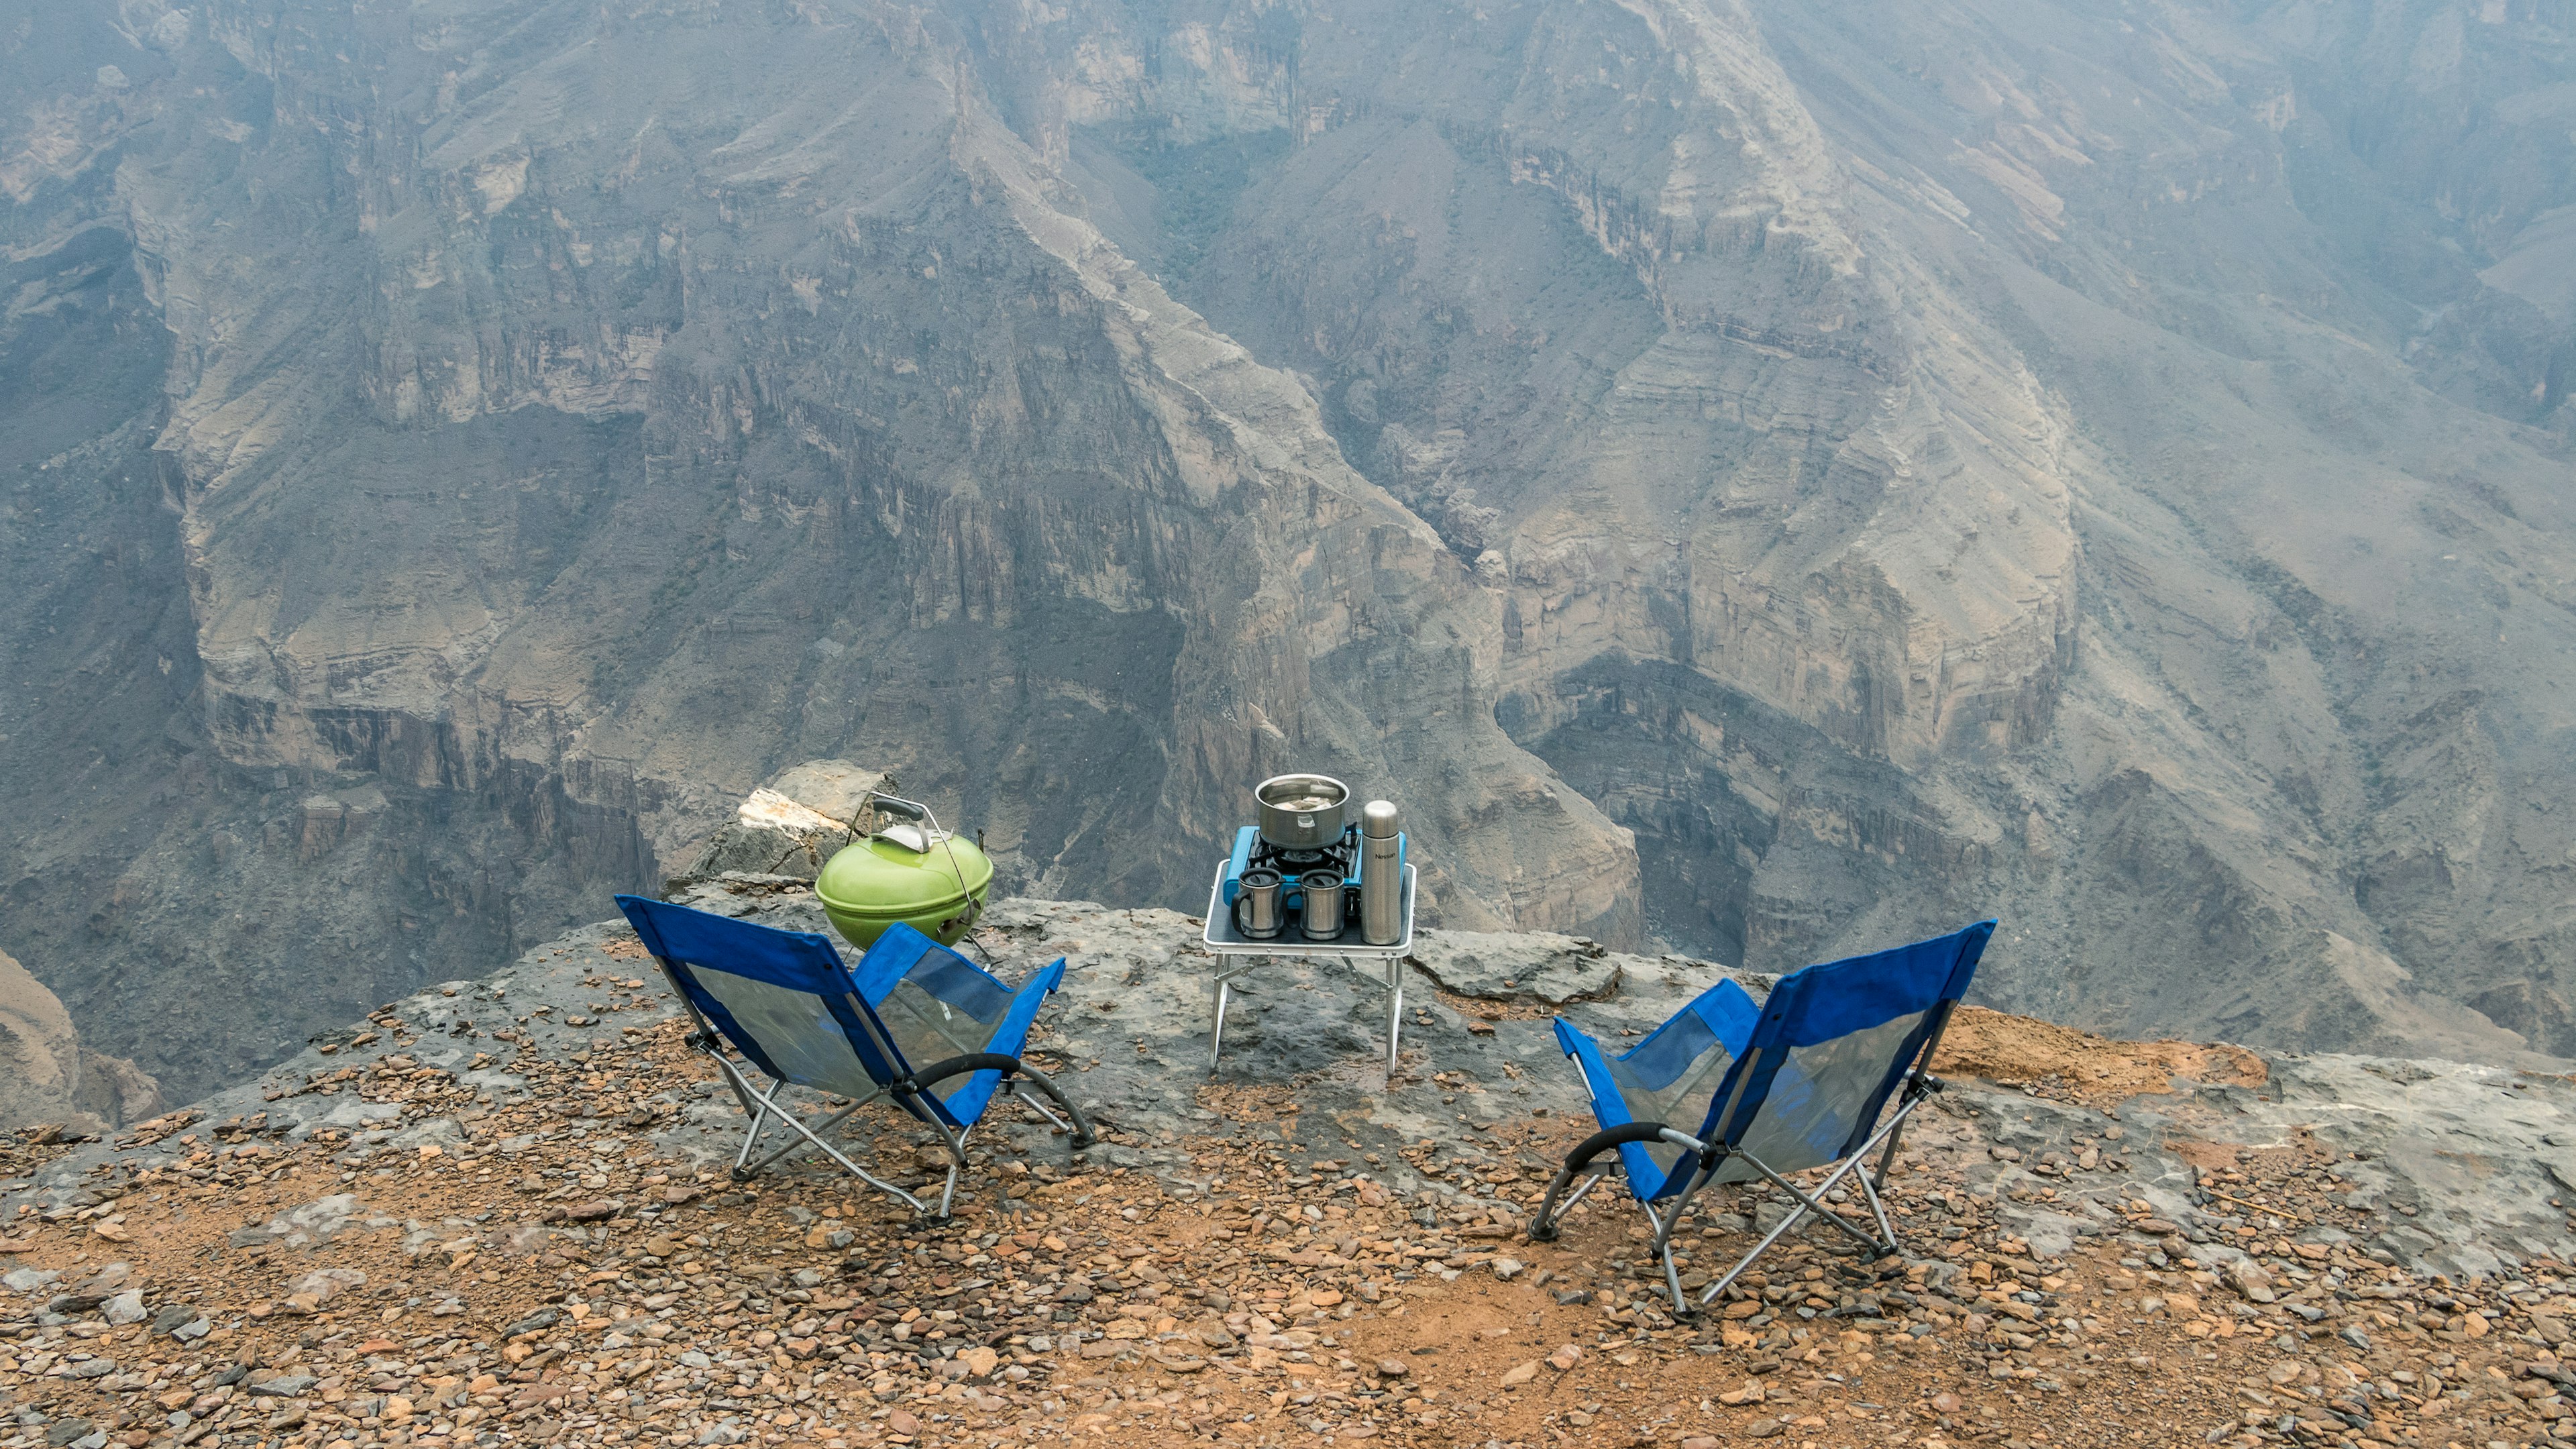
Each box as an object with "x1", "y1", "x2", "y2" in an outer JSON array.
[
  {"x1": 288, "y1": 1267, "x2": 368, "y2": 1301},
  {"x1": 2226, "y1": 1260, "x2": 2277, "y2": 1305}
]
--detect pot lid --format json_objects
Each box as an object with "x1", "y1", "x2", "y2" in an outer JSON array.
[{"x1": 816, "y1": 832, "x2": 995, "y2": 916}]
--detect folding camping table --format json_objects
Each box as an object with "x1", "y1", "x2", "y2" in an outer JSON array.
[{"x1": 1200, "y1": 862, "x2": 1416, "y2": 1073}]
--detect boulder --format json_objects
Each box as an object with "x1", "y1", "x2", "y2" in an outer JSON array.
[
  {"x1": 1405, "y1": 931, "x2": 1621, "y2": 1006},
  {"x1": 0, "y1": 947, "x2": 163, "y2": 1133},
  {"x1": 684, "y1": 761, "x2": 892, "y2": 881}
]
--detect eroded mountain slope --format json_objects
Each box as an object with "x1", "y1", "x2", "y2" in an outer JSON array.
[
  {"x1": 976, "y1": 0, "x2": 2576, "y2": 1057},
  {"x1": 1, "y1": 0, "x2": 2571, "y2": 1093}
]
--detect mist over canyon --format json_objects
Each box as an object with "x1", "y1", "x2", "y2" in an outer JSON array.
[{"x1": 3, "y1": 0, "x2": 2574, "y2": 1100}]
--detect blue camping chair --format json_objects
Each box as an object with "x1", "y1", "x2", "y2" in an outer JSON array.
[
  {"x1": 615, "y1": 895, "x2": 1095, "y2": 1218},
  {"x1": 1531, "y1": 921, "x2": 1994, "y2": 1313}
]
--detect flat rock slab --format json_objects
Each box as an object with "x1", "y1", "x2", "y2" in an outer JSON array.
[
  {"x1": 680, "y1": 759, "x2": 892, "y2": 881},
  {"x1": 1406, "y1": 930, "x2": 1622, "y2": 1005}
]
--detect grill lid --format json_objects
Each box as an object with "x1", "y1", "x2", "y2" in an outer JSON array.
[{"x1": 815, "y1": 830, "x2": 994, "y2": 918}]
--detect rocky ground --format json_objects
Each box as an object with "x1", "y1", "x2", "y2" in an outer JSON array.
[{"x1": 7, "y1": 881, "x2": 2576, "y2": 1449}]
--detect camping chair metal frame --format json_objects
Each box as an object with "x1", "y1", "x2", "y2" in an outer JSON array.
[
  {"x1": 1527, "y1": 1051, "x2": 1951, "y2": 1313},
  {"x1": 667, "y1": 979, "x2": 1090, "y2": 1219},
  {"x1": 1529, "y1": 924, "x2": 1990, "y2": 1316},
  {"x1": 1684, "y1": 1066, "x2": 1945, "y2": 1306},
  {"x1": 619, "y1": 896, "x2": 1095, "y2": 1222}
]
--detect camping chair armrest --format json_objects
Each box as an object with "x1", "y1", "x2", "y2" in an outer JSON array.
[
  {"x1": 1560, "y1": 1120, "x2": 1710, "y2": 1173},
  {"x1": 902, "y1": 1051, "x2": 1098, "y2": 1150},
  {"x1": 1528, "y1": 1122, "x2": 1711, "y2": 1242},
  {"x1": 903, "y1": 1053, "x2": 1026, "y2": 1095}
]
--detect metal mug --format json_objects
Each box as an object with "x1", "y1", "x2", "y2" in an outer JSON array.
[
  {"x1": 1236, "y1": 868, "x2": 1284, "y2": 940},
  {"x1": 1299, "y1": 869, "x2": 1347, "y2": 941}
]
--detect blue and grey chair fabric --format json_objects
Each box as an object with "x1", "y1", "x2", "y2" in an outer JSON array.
[
  {"x1": 1532, "y1": 921, "x2": 1995, "y2": 1313},
  {"x1": 614, "y1": 894, "x2": 1094, "y2": 1218}
]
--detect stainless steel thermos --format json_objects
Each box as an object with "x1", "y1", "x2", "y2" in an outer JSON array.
[{"x1": 1360, "y1": 800, "x2": 1402, "y2": 945}]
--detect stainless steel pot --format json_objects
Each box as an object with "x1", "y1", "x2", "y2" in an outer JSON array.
[{"x1": 1254, "y1": 773, "x2": 1350, "y2": 849}]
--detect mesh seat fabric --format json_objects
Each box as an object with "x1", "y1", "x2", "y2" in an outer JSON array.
[
  {"x1": 849, "y1": 923, "x2": 1062, "y2": 1126},
  {"x1": 616, "y1": 896, "x2": 884, "y2": 1099},
  {"x1": 1718, "y1": 923, "x2": 1990, "y2": 1173}
]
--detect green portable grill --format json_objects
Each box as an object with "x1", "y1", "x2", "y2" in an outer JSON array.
[{"x1": 814, "y1": 794, "x2": 993, "y2": 948}]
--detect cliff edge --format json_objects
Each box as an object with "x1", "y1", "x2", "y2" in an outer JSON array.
[{"x1": 4, "y1": 859, "x2": 2576, "y2": 1446}]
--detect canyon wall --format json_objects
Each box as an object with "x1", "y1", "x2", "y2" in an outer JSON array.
[{"x1": 1, "y1": 0, "x2": 2571, "y2": 1093}]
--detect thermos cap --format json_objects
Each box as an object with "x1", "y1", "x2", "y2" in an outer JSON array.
[{"x1": 1361, "y1": 800, "x2": 1401, "y2": 837}]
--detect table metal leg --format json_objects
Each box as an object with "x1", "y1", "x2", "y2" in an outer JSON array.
[
  {"x1": 1384, "y1": 955, "x2": 1403, "y2": 1075},
  {"x1": 1200, "y1": 949, "x2": 1419, "y2": 1077},
  {"x1": 1210, "y1": 974, "x2": 1233, "y2": 1073}
]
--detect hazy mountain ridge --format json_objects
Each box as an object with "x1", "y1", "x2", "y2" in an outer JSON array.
[
  {"x1": 992, "y1": 0, "x2": 2576, "y2": 1053},
  {"x1": 0, "y1": 0, "x2": 2571, "y2": 1095}
]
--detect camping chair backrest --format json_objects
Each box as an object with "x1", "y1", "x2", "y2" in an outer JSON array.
[
  {"x1": 615, "y1": 895, "x2": 908, "y2": 1101},
  {"x1": 847, "y1": 924, "x2": 1020, "y2": 1078},
  {"x1": 1709, "y1": 920, "x2": 1992, "y2": 1177},
  {"x1": 1580, "y1": 975, "x2": 1762, "y2": 1188},
  {"x1": 1559, "y1": 920, "x2": 1993, "y2": 1198}
]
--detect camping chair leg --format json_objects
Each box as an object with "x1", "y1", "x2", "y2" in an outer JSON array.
[
  {"x1": 1529, "y1": 1168, "x2": 1609, "y2": 1241},
  {"x1": 1869, "y1": 1071, "x2": 1943, "y2": 1194},
  {"x1": 1870, "y1": 1111, "x2": 1910, "y2": 1194},
  {"x1": 715, "y1": 1069, "x2": 930, "y2": 1216},
  {"x1": 934, "y1": 1124, "x2": 971, "y2": 1220},
  {"x1": 1849, "y1": 1089, "x2": 1930, "y2": 1252},
  {"x1": 1695, "y1": 1150, "x2": 1891, "y2": 1309},
  {"x1": 751, "y1": 1099, "x2": 928, "y2": 1214},
  {"x1": 1659, "y1": 1238, "x2": 1688, "y2": 1317},
  {"x1": 1741, "y1": 1152, "x2": 1890, "y2": 1256},
  {"x1": 1012, "y1": 1087, "x2": 1069, "y2": 1134},
  {"x1": 1854, "y1": 1164, "x2": 1899, "y2": 1253},
  {"x1": 698, "y1": 1049, "x2": 788, "y2": 1180},
  {"x1": 1008, "y1": 1065, "x2": 1097, "y2": 1146},
  {"x1": 1695, "y1": 1097, "x2": 1929, "y2": 1309},
  {"x1": 1650, "y1": 1162, "x2": 1720, "y2": 1314},
  {"x1": 1696, "y1": 1174, "x2": 1819, "y2": 1309},
  {"x1": 664, "y1": 970, "x2": 763, "y2": 1125},
  {"x1": 1638, "y1": 1197, "x2": 1688, "y2": 1313},
  {"x1": 733, "y1": 1093, "x2": 878, "y2": 1181},
  {"x1": 732, "y1": 1100, "x2": 773, "y2": 1179}
]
